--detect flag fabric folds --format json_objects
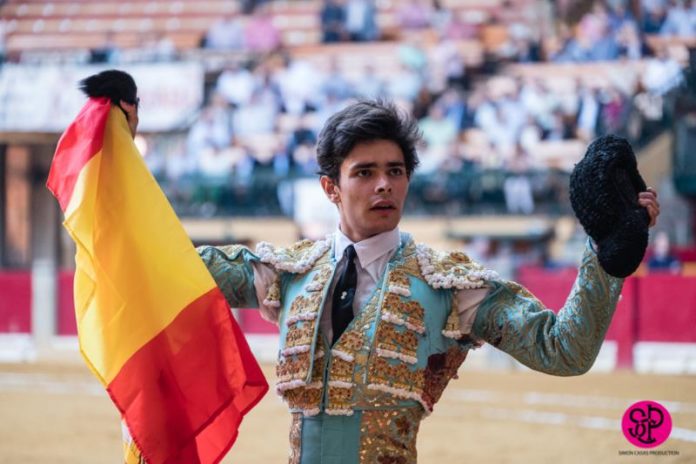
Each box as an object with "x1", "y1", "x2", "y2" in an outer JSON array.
[{"x1": 47, "y1": 97, "x2": 268, "y2": 464}]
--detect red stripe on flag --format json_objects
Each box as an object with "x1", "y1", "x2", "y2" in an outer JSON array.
[
  {"x1": 107, "y1": 288, "x2": 268, "y2": 464},
  {"x1": 47, "y1": 97, "x2": 110, "y2": 211}
]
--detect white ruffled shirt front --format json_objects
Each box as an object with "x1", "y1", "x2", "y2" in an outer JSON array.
[{"x1": 254, "y1": 228, "x2": 488, "y2": 342}]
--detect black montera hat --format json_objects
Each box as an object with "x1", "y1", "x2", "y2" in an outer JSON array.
[
  {"x1": 569, "y1": 135, "x2": 650, "y2": 278},
  {"x1": 78, "y1": 69, "x2": 138, "y2": 107}
]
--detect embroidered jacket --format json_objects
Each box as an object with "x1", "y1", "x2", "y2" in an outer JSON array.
[{"x1": 192, "y1": 233, "x2": 624, "y2": 464}]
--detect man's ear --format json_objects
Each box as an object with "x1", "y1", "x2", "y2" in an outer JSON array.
[{"x1": 320, "y1": 175, "x2": 340, "y2": 204}]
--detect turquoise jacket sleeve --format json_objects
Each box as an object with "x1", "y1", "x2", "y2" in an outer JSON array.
[
  {"x1": 197, "y1": 244, "x2": 260, "y2": 309},
  {"x1": 471, "y1": 242, "x2": 624, "y2": 376}
]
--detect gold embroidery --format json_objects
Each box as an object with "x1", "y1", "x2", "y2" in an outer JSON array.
[
  {"x1": 329, "y1": 357, "x2": 354, "y2": 382},
  {"x1": 327, "y1": 384, "x2": 354, "y2": 407},
  {"x1": 288, "y1": 293, "x2": 323, "y2": 319},
  {"x1": 305, "y1": 266, "x2": 333, "y2": 291},
  {"x1": 276, "y1": 351, "x2": 312, "y2": 383},
  {"x1": 367, "y1": 357, "x2": 424, "y2": 393},
  {"x1": 284, "y1": 323, "x2": 315, "y2": 348},
  {"x1": 382, "y1": 294, "x2": 425, "y2": 332},
  {"x1": 374, "y1": 324, "x2": 419, "y2": 362},
  {"x1": 358, "y1": 408, "x2": 423, "y2": 464},
  {"x1": 284, "y1": 386, "x2": 323, "y2": 411},
  {"x1": 334, "y1": 330, "x2": 365, "y2": 353},
  {"x1": 387, "y1": 269, "x2": 410, "y2": 288}
]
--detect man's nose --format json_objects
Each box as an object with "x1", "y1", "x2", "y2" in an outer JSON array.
[{"x1": 375, "y1": 174, "x2": 392, "y2": 193}]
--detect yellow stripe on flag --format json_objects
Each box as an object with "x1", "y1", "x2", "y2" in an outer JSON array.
[{"x1": 63, "y1": 108, "x2": 216, "y2": 384}]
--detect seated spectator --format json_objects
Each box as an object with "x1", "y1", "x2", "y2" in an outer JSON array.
[
  {"x1": 187, "y1": 105, "x2": 232, "y2": 159},
  {"x1": 576, "y1": 85, "x2": 601, "y2": 141},
  {"x1": 232, "y1": 89, "x2": 278, "y2": 136},
  {"x1": 544, "y1": 109, "x2": 573, "y2": 141},
  {"x1": 398, "y1": 40, "x2": 428, "y2": 70},
  {"x1": 412, "y1": 86, "x2": 434, "y2": 120},
  {"x1": 345, "y1": 0, "x2": 379, "y2": 41},
  {"x1": 143, "y1": 33, "x2": 177, "y2": 62},
  {"x1": 321, "y1": 58, "x2": 354, "y2": 101},
  {"x1": 430, "y1": 0, "x2": 452, "y2": 33},
  {"x1": 518, "y1": 115, "x2": 543, "y2": 152},
  {"x1": 660, "y1": 0, "x2": 696, "y2": 37},
  {"x1": 321, "y1": 0, "x2": 347, "y2": 43},
  {"x1": 589, "y1": 22, "x2": 620, "y2": 61},
  {"x1": 204, "y1": 16, "x2": 245, "y2": 50},
  {"x1": 616, "y1": 22, "x2": 646, "y2": 59},
  {"x1": 642, "y1": 47, "x2": 684, "y2": 95},
  {"x1": 244, "y1": 8, "x2": 282, "y2": 53},
  {"x1": 398, "y1": 0, "x2": 432, "y2": 30},
  {"x1": 419, "y1": 104, "x2": 457, "y2": 149},
  {"x1": 387, "y1": 63, "x2": 423, "y2": 102},
  {"x1": 275, "y1": 58, "x2": 324, "y2": 114},
  {"x1": 503, "y1": 146, "x2": 534, "y2": 215},
  {"x1": 486, "y1": 105, "x2": 519, "y2": 159},
  {"x1": 608, "y1": 1, "x2": 638, "y2": 34},
  {"x1": 648, "y1": 230, "x2": 681, "y2": 273},
  {"x1": 286, "y1": 113, "x2": 318, "y2": 164},
  {"x1": 165, "y1": 149, "x2": 197, "y2": 183},
  {"x1": 642, "y1": 5, "x2": 667, "y2": 34},
  {"x1": 198, "y1": 146, "x2": 236, "y2": 181},
  {"x1": 216, "y1": 63, "x2": 256, "y2": 107},
  {"x1": 439, "y1": 88, "x2": 472, "y2": 131},
  {"x1": 429, "y1": 35, "x2": 466, "y2": 93},
  {"x1": 90, "y1": 31, "x2": 121, "y2": 64},
  {"x1": 0, "y1": 18, "x2": 7, "y2": 65},
  {"x1": 598, "y1": 87, "x2": 629, "y2": 135},
  {"x1": 254, "y1": 67, "x2": 284, "y2": 111},
  {"x1": 353, "y1": 64, "x2": 386, "y2": 99}
]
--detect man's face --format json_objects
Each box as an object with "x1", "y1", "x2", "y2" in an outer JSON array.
[{"x1": 321, "y1": 139, "x2": 410, "y2": 242}]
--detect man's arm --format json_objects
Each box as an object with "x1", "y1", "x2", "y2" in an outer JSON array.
[
  {"x1": 471, "y1": 242, "x2": 624, "y2": 376},
  {"x1": 197, "y1": 244, "x2": 264, "y2": 309}
]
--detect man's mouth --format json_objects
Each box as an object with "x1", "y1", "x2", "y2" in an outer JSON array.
[{"x1": 370, "y1": 201, "x2": 396, "y2": 211}]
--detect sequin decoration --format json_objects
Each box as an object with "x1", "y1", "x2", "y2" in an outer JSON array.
[
  {"x1": 288, "y1": 413, "x2": 302, "y2": 464},
  {"x1": 358, "y1": 408, "x2": 423, "y2": 464},
  {"x1": 420, "y1": 346, "x2": 469, "y2": 411}
]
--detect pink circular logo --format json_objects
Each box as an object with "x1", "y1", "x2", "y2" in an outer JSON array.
[{"x1": 622, "y1": 401, "x2": 672, "y2": 448}]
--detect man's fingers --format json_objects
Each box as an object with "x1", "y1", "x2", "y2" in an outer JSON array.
[
  {"x1": 119, "y1": 100, "x2": 139, "y2": 138},
  {"x1": 638, "y1": 198, "x2": 659, "y2": 227}
]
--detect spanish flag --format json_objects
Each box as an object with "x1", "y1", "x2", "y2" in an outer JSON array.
[{"x1": 47, "y1": 97, "x2": 268, "y2": 463}]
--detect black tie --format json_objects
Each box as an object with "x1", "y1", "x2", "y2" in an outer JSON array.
[{"x1": 331, "y1": 245, "x2": 357, "y2": 345}]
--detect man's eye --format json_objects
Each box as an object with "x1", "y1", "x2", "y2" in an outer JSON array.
[
  {"x1": 357, "y1": 170, "x2": 371, "y2": 177},
  {"x1": 390, "y1": 167, "x2": 404, "y2": 176}
]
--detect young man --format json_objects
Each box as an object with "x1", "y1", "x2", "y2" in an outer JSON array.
[{"x1": 121, "y1": 99, "x2": 659, "y2": 463}]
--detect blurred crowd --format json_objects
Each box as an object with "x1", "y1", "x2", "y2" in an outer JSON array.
[
  {"x1": 5, "y1": 0, "x2": 688, "y2": 216},
  {"x1": 137, "y1": 2, "x2": 690, "y2": 216}
]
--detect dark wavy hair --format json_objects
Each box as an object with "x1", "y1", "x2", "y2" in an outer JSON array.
[{"x1": 316, "y1": 99, "x2": 421, "y2": 182}]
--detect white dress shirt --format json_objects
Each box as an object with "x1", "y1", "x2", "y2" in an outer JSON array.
[{"x1": 253, "y1": 228, "x2": 489, "y2": 342}]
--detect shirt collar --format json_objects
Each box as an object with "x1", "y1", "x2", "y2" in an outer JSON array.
[{"x1": 334, "y1": 227, "x2": 401, "y2": 272}]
